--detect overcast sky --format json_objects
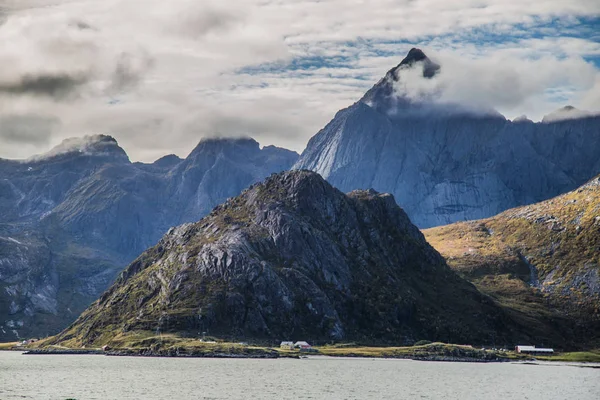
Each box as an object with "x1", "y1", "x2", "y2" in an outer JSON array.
[{"x1": 1, "y1": 0, "x2": 599, "y2": 162}]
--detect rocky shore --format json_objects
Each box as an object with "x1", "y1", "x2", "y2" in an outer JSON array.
[
  {"x1": 104, "y1": 347, "x2": 280, "y2": 358},
  {"x1": 24, "y1": 346, "x2": 280, "y2": 359},
  {"x1": 24, "y1": 348, "x2": 103, "y2": 355}
]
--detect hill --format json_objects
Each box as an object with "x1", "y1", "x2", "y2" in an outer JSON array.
[
  {"x1": 424, "y1": 176, "x2": 600, "y2": 348},
  {"x1": 49, "y1": 171, "x2": 523, "y2": 347}
]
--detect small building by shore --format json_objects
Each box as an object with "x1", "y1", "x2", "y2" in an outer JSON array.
[
  {"x1": 280, "y1": 341, "x2": 294, "y2": 350},
  {"x1": 294, "y1": 341, "x2": 312, "y2": 350},
  {"x1": 515, "y1": 345, "x2": 554, "y2": 355}
]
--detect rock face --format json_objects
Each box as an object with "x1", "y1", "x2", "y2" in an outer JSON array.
[
  {"x1": 0, "y1": 135, "x2": 298, "y2": 341},
  {"x1": 424, "y1": 175, "x2": 600, "y2": 348},
  {"x1": 53, "y1": 171, "x2": 521, "y2": 347},
  {"x1": 294, "y1": 48, "x2": 600, "y2": 228}
]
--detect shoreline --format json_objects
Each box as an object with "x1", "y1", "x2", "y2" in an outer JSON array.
[
  {"x1": 7, "y1": 339, "x2": 600, "y2": 363},
  {"x1": 9, "y1": 348, "x2": 600, "y2": 364},
  {"x1": 20, "y1": 348, "x2": 504, "y2": 362}
]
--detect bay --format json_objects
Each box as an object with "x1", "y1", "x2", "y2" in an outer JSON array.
[{"x1": 1, "y1": 352, "x2": 599, "y2": 400}]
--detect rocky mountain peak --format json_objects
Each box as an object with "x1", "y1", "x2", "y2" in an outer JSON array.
[
  {"x1": 188, "y1": 136, "x2": 260, "y2": 158},
  {"x1": 396, "y1": 48, "x2": 440, "y2": 78},
  {"x1": 259, "y1": 169, "x2": 335, "y2": 200},
  {"x1": 402, "y1": 48, "x2": 428, "y2": 63},
  {"x1": 360, "y1": 47, "x2": 440, "y2": 109},
  {"x1": 512, "y1": 114, "x2": 532, "y2": 123},
  {"x1": 152, "y1": 154, "x2": 182, "y2": 168},
  {"x1": 30, "y1": 134, "x2": 129, "y2": 162},
  {"x1": 542, "y1": 105, "x2": 595, "y2": 123}
]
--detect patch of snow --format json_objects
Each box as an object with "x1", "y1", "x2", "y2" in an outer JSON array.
[{"x1": 0, "y1": 237, "x2": 24, "y2": 245}]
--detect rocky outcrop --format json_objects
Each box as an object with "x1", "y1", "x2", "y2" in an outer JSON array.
[
  {"x1": 0, "y1": 135, "x2": 298, "y2": 341},
  {"x1": 294, "y1": 48, "x2": 600, "y2": 228},
  {"x1": 424, "y1": 175, "x2": 600, "y2": 348},
  {"x1": 52, "y1": 171, "x2": 522, "y2": 347}
]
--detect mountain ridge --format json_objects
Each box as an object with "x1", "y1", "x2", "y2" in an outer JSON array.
[
  {"x1": 0, "y1": 135, "x2": 298, "y2": 341},
  {"x1": 294, "y1": 48, "x2": 600, "y2": 228}
]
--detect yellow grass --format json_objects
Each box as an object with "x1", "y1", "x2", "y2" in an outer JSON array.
[{"x1": 0, "y1": 342, "x2": 18, "y2": 350}]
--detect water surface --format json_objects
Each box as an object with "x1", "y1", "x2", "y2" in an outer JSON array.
[{"x1": 1, "y1": 352, "x2": 599, "y2": 399}]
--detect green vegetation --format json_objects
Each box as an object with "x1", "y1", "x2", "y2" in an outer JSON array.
[
  {"x1": 316, "y1": 342, "x2": 507, "y2": 361},
  {"x1": 24, "y1": 335, "x2": 600, "y2": 362},
  {"x1": 424, "y1": 177, "x2": 600, "y2": 348},
  {"x1": 33, "y1": 331, "x2": 278, "y2": 358},
  {"x1": 33, "y1": 336, "x2": 507, "y2": 361},
  {"x1": 535, "y1": 350, "x2": 600, "y2": 363}
]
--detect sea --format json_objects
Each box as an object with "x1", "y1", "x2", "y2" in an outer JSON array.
[{"x1": 1, "y1": 351, "x2": 599, "y2": 399}]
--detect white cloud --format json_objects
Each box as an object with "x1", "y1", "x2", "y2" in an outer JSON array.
[
  {"x1": 390, "y1": 48, "x2": 599, "y2": 119},
  {"x1": 0, "y1": 0, "x2": 599, "y2": 161}
]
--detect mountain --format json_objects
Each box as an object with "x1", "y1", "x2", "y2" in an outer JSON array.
[
  {"x1": 424, "y1": 176, "x2": 600, "y2": 348},
  {"x1": 50, "y1": 171, "x2": 521, "y2": 347},
  {"x1": 294, "y1": 48, "x2": 600, "y2": 228},
  {"x1": 0, "y1": 135, "x2": 298, "y2": 341}
]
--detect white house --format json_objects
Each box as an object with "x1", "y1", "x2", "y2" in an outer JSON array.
[
  {"x1": 294, "y1": 341, "x2": 312, "y2": 350},
  {"x1": 280, "y1": 341, "x2": 294, "y2": 350},
  {"x1": 515, "y1": 345, "x2": 554, "y2": 355}
]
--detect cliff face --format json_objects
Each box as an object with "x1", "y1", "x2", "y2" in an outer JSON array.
[
  {"x1": 294, "y1": 49, "x2": 600, "y2": 228},
  {"x1": 0, "y1": 135, "x2": 298, "y2": 341},
  {"x1": 52, "y1": 171, "x2": 522, "y2": 347},
  {"x1": 424, "y1": 176, "x2": 600, "y2": 348}
]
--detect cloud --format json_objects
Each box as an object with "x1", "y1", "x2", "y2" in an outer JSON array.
[
  {"x1": 0, "y1": 73, "x2": 90, "y2": 99},
  {"x1": 171, "y1": 7, "x2": 242, "y2": 38},
  {"x1": 0, "y1": 114, "x2": 59, "y2": 150},
  {"x1": 0, "y1": 2, "x2": 158, "y2": 102},
  {"x1": 0, "y1": 0, "x2": 598, "y2": 161},
  {"x1": 106, "y1": 51, "x2": 155, "y2": 96},
  {"x1": 390, "y1": 49, "x2": 598, "y2": 117},
  {"x1": 27, "y1": 134, "x2": 124, "y2": 161}
]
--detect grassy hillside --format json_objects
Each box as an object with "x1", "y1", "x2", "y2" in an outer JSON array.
[
  {"x1": 46, "y1": 171, "x2": 525, "y2": 348},
  {"x1": 424, "y1": 176, "x2": 600, "y2": 349}
]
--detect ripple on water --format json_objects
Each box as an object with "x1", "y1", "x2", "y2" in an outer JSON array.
[{"x1": 0, "y1": 353, "x2": 599, "y2": 400}]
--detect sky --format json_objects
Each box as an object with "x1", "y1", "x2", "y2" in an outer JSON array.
[{"x1": 0, "y1": 0, "x2": 599, "y2": 162}]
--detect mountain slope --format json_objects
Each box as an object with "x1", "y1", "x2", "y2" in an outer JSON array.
[
  {"x1": 0, "y1": 135, "x2": 298, "y2": 341},
  {"x1": 424, "y1": 176, "x2": 600, "y2": 348},
  {"x1": 51, "y1": 171, "x2": 521, "y2": 347},
  {"x1": 294, "y1": 48, "x2": 600, "y2": 228}
]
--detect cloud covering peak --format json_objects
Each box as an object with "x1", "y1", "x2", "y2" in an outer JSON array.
[
  {"x1": 26, "y1": 134, "x2": 128, "y2": 161},
  {"x1": 378, "y1": 47, "x2": 599, "y2": 117},
  {"x1": 0, "y1": 1, "x2": 598, "y2": 161}
]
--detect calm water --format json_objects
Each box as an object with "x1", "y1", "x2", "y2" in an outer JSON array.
[{"x1": 1, "y1": 351, "x2": 599, "y2": 400}]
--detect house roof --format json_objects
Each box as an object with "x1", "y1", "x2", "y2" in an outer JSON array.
[
  {"x1": 517, "y1": 345, "x2": 554, "y2": 352},
  {"x1": 294, "y1": 341, "x2": 311, "y2": 346},
  {"x1": 516, "y1": 345, "x2": 537, "y2": 352},
  {"x1": 280, "y1": 341, "x2": 294, "y2": 345}
]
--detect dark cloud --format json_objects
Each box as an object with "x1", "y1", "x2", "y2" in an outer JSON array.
[
  {"x1": 0, "y1": 115, "x2": 59, "y2": 145},
  {"x1": 0, "y1": 73, "x2": 90, "y2": 99},
  {"x1": 176, "y1": 9, "x2": 241, "y2": 38},
  {"x1": 70, "y1": 20, "x2": 96, "y2": 31},
  {"x1": 106, "y1": 52, "x2": 154, "y2": 95}
]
